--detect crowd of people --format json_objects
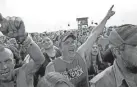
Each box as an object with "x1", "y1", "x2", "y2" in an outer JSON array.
[{"x1": 0, "y1": 5, "x2": 137, "y2": 87}]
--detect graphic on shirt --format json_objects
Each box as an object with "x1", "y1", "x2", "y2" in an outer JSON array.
[{"x1": 60, "y1": 65, "x2": 84, "y2": 81}]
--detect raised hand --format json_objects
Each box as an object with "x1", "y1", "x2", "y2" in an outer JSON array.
[
  {"x1": 0, "y1": 14, "x2": 27, "y2": 43},
  {"x1": 106, "y1": 5, "x2": 115, "y2": 20}
]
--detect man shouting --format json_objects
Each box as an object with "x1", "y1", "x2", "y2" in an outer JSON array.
[{"x1": 44, "y1": 5, "x2": 115, "y2": 87}]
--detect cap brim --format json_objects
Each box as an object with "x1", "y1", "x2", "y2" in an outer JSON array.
[{"x1": 62, "y1": 34, "x2": 76, "y2": 42}]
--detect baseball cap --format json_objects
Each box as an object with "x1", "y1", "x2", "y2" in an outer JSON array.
[
  {"x1": 108, "y1": 24, "x2": 137, "y2": 47},
  {"x1": 59, "y1": 32, "x2": 76, "y2": 46}
]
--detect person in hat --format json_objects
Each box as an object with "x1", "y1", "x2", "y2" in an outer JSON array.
[
  {"x1": 90, "y1": 24, "x2": 137, "y2": 87},
  {"x1": 45, "y1": 5, "x2": 115, "y2": 87},
  {"x1": 0, "y1": 15, "x2": 45, "y2": 87}
]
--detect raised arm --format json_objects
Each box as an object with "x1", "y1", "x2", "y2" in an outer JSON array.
[
  {"x1": 0, "y1": 15, "x2": 45, "y2": 73},
  {"x1": 77, "y1": 5, "x2": 115, "y2": 59},
  {"x1": 22, "y1": 34, "x2": 45, "y2": 70}
]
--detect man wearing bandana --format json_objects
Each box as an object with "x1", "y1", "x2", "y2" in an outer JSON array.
[{"x1": 90, "y1": 24, "x2": 137, "y2": 87}]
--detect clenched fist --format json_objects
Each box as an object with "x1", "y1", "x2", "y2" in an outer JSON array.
[{"x1": 0, "y1": 14, "x2": 27, "y2": 43}]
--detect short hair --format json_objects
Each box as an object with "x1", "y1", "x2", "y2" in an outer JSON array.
[
  {"x1": 43, "y1": 36, "x2": 53, "y2": 41},
  {"x1": 5, "y1": 48, "x2": 14, "y2": 59},
  {"x1": 0, "y1": 44, "x2": 14, "y2": 59}
]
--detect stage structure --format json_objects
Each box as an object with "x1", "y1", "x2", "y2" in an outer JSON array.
[{"x1": 76, "y1": 17, "x2": 88, "y2": 30}]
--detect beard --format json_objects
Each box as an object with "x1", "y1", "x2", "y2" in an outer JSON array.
[
  {"x1": 126, "y1": 65, "x2": 137, "y2": 74},
  {"x1": 122, "y1": 58, "x2": 137, "y2": 74}
]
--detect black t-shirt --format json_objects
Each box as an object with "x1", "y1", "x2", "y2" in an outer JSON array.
[{"x1": 34, "y1": 46, "x2": 61, "y2": 87}]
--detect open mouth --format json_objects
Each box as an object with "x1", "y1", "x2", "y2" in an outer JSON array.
[
  {"x1": 69, "y1": 49, "x2": 75, "y2": 52},
  {"x1": 93, "y1": 51, "x2": 97, "y2": 53}
]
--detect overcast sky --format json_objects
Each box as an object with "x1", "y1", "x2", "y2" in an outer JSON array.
[{"x1": 0, "y1": 0, "x2": 137, "y2": 32}]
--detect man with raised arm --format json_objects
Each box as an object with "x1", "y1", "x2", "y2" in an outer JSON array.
[
  {"x1": 44, "y1": 5, "x2": 115, "y2": 87},
  {"x1": 0, "y1": 15, "x2": 45, "y2": 87}
]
